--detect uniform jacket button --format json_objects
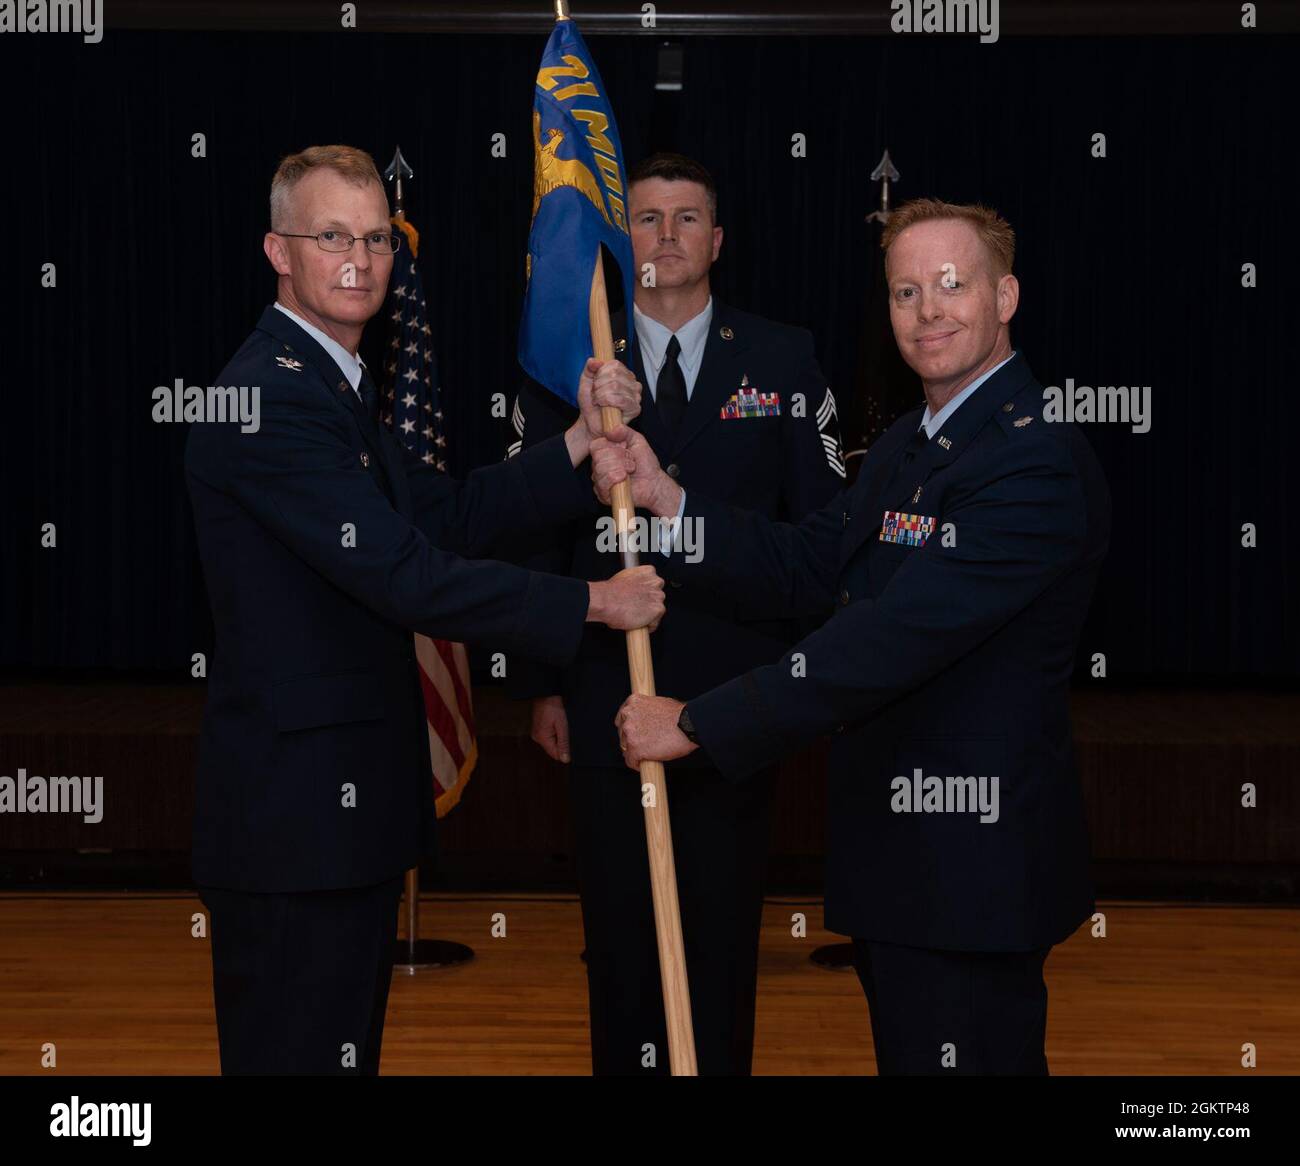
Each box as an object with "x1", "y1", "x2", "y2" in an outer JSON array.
[
  {"x1": 669, "y1": 579, "x2": 683, "y2": 589},
  {"x1": 839, "y1": 588, "x2": 851, "y2": 605},
  {"x1": 666, "y1": 463, "x2": 680, "y2": 479}
]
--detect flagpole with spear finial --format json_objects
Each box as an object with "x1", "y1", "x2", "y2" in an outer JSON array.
[
  {"x1": 383, "y1": 144, "x2": 475, "y2": 976},
  {"x1": 554, "y1": 0, "x2": 699, "y2": 1075},
  {"x1": 864, "y1": 148, "x2": 900, "y2": 225}
]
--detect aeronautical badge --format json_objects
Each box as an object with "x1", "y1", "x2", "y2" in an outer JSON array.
[
  {"x1": 275, "y1": 356, "x2": 304, "y2": 372},
  {"x1": 817, "y1": 387, "x2": 846, "y2": 478},
  {"x1": 720, "y1": 374, "x2": 779, "y2": 420},
  {"x1": 1014, "y1": 415, "x2": 1033, "y2": 428},
  {"x1": 879, "y1": 510, "x2": 936, "y2": 548}
]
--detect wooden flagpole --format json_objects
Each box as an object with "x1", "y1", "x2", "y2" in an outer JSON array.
[{"x1": 589, "y1": 249, "x2": 698, "y2": 1075}]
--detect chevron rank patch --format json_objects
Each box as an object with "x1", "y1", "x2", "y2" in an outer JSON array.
[
  {"x1": 879, "y1": 510, "x2": 936, "y2": 548},
  {"x1": 720, "y1": 375, "x2": 780, "y2": 419},
  {"x1": 817, "y1": 387, "x2": 846, "y2": 478},
  {"x1": 506, "y1": 395, "x2": 525, "y2": 459}
]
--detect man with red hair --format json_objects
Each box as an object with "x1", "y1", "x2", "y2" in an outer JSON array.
[{"x1": 600, "y1": 199, "x2": 1111, "y2": 1075}]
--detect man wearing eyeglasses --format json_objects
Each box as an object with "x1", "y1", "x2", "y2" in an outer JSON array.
[{"x1": 185, "y1": 144, "x2": 662, "y2": 1075}]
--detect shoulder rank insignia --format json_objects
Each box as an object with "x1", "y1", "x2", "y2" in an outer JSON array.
[
  {"x1": 880, "y1": 510, "x2": 936, "y2": 548},
  {"x1": 720, "y1": 374, "x2": 780, "y2": 420},
  {"x1": 275, "y1": 356, "x2": 304, "y2": 372},
  {"x1": 1014, "y1": 415, "x2": 1033, "y2": 427}
]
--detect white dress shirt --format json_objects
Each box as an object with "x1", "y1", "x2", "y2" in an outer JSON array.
[
  {"x1": 633, "y1": 297, "x2": 713, "y2": 402},
  {"x1": 636, "y1": 300, "x2": 711, "y2": 554},
  {"x1": 274, "y1": 301, "x2": 366, "y2": 397},
  {"x1": 919, "y1": 351, "x2": 1017, "y2": 437}
]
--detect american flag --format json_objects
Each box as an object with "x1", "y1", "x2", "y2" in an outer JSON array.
[{"x1": 383, "y1": 215, "x2": 478, "y2": 816}]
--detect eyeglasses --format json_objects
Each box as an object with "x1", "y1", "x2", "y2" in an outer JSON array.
[{"x1": 276, "y1": 230, "x2": 402, "y2": 255}]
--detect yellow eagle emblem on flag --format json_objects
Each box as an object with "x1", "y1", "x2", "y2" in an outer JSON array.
[{"x1": 530, "y1": 109, "x2": 612, "y2": 228}]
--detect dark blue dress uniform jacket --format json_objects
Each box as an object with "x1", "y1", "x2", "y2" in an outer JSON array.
[
  {"x1": 666, "y1": 354, "x2": 1111, "y2": 951},
  {"x1": 185, "y1": 306, "x2": 592, "y2": 893},
  {"x1": 508, "y1": 301, "x2": 846, "y2": 769}
]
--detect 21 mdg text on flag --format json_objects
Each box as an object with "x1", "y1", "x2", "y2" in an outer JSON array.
[{"x1": 518, "y1": 18, "x2": 636, "y2": 405}]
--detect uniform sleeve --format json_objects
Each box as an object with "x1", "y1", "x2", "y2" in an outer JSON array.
[
  {"x1": 187, "y1": 375, "x2": 589, "y2": 665},
  {"x1": 398, "y1": 430, "x2": 594, "y2": 559},
  {"x1": 686, "y1": 442, "x2": 1089, "y2": 781},
  {"x1": 502, "y1": 380, "x2": 589, "y2": 700},
  {"x1": 782, "y1": 330, "x2": 847, "y2": 521},
  {"x1": 659, "y1": 484, "x2": 847, "y2": 619}
]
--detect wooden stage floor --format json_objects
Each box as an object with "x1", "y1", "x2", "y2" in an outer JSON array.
[{"x1": 0, "y1": 894, "x2": 1295, "y2": 1075}]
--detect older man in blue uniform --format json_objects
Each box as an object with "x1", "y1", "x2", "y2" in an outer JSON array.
[
  {"x1": 185, "y1": 145, "x2": 661, "y2": 1075},
  {"x1": 600, "y1": 199, "x2": 1111, "y2": 1075},
  {"x1": 510, "y1": 154, "x2": 844, "y2": 1075}
]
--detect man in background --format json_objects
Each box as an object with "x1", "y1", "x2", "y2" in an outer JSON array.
[{"x1": 510, "y1": 153, "x2": 844, "y2": 1075}]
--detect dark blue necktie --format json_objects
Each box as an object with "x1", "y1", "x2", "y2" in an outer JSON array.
[
  {"x1": 656, "y1": 335, "x2": 687, "y2": 438},
  {"x1": 885, "y1": 426, "x2": 931, "y2": 499},
  {"x1": 358, "y1": 365, "x2": 381, "y2": 424}
]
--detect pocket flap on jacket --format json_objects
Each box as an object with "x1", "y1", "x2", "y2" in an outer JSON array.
[{"x1": 273, "y1": 670, "x2": 384, "y2": 732}]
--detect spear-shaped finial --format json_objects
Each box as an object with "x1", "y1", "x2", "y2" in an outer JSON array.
[
  {"x1": 555, "y1": 0, "x2": 570, "y2": 21},
  {"x1": 384, "y1": 145, "x2": 414, "y2": 218},
  {"x1": 865, "y1": 149, "x2": 901, "y2": 225}
]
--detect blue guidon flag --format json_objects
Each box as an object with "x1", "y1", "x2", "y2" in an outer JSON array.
[{"x1": 518, "y1": 18, "x2": 637, "y2": 405}]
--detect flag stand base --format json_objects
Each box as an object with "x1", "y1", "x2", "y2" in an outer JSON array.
[
  {"x1": 810, "y1": 942, "x2": 855, "y2": 970},
  {"x1": 393, "y1": 939, "x2": 474, "y2": 975},
  {"x1": 394, "y1": 869, "x2": 473, "y2": 973}
]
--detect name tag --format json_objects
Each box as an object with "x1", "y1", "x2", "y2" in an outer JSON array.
[{"x1": 879, "y1": 510, "x2": 935, "y2": 547}]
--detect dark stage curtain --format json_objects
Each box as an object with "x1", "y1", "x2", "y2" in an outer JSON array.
[{"x1": 1, "y1": 31, "x2": 1294, "y2": 680}]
